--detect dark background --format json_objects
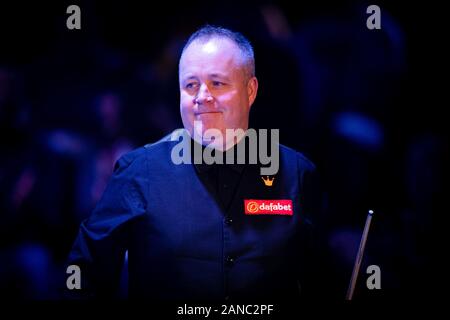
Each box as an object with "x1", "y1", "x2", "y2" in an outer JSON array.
[{"x1": 0, "y1": 0, "x2": 442, "y2": 300}]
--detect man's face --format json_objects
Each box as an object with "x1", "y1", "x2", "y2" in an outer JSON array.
[{"x1": 179, "y1": 38, "x2": 258, "y2": 147}]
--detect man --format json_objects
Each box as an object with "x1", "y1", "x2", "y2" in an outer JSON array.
[{"x1": 66, "y1": 25, "x2": 322, "y2": 302}]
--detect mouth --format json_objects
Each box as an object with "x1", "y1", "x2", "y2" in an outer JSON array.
[{"x1": 195, "y1": 111, "x2": 222, "y2": 116}]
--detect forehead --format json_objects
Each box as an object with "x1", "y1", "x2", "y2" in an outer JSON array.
[{"x1": 179, "y1": 38, "x2": 245, "y2": 76}]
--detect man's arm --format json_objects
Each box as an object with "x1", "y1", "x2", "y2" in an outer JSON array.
[
  {"x1": 64, "y1": 151, "x2": 147, "y2": 298},
  {"x1": 296, "y1": 152, "x2": 328, "y2": 299}
]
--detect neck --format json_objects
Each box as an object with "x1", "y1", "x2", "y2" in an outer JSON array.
[{"x1": 190, "y1": 126, "x2": 248, "y2": 152}]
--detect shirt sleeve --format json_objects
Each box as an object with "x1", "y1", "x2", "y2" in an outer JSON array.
[
  {"x1": 296, "y1": 152, "x2": 326, "y2": 298},
  {"x1": 64, "y1": 151, "x2": 148, "y2": 299}
]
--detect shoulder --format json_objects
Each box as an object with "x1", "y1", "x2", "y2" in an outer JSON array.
[
  {"x1": 279, "y1": 144, "x2": 316, "y2": 174},
  {"x1": 114, "y1": 130, "x2": 184, "y2": 171}
]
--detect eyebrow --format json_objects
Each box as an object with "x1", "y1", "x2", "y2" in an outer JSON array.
[
  {"x1": 209, "y1": 73, "x2": 230, "y2": 81},
  {"x1": 181, "y1": 73, "x2": 231, "y2": 82},
  {"x1": 182, "y1": 75, "x2": 198, "y2": 81}
]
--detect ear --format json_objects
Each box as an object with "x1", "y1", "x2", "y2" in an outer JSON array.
[{"x1": 247, "y1": 77, "x2": 258, "y2": 108}]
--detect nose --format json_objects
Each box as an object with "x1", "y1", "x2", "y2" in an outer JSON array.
[{"x1": 194, "y1": 84, "x2": 214, "y2": 104}]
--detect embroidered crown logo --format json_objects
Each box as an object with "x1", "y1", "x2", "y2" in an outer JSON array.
[{"x1": 261, "y1": 176, "x2": 275, "y2": 187}]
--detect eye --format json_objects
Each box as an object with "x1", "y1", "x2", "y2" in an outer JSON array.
[
  {"x1": 185, "y1": 82, "x2": 198, "y2": 89},
  {"x1": 212, "y1": 81, "x2": 225, "y2": 87}
]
